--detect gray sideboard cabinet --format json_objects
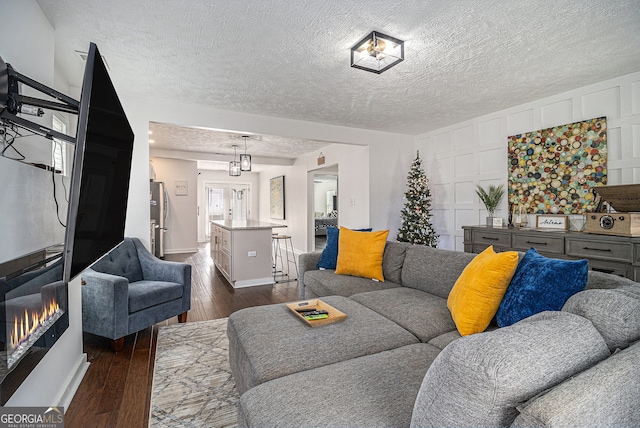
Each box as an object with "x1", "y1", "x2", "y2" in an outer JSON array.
[{"x1": 462, "y1": 225, "x2": 640, "y2": 281}]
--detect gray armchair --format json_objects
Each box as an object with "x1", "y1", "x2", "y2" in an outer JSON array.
[{"x1": 81, "y1": 237, "x2": 191, "y2": 351}]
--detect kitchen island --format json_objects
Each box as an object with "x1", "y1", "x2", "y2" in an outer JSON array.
[{"x1": 210, "y1": 220, "x2": 284, "y2": 288}]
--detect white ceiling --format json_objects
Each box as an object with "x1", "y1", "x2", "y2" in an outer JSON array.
[{"x1": 35, "y1": 0, "x2": 640, "y2": 169}]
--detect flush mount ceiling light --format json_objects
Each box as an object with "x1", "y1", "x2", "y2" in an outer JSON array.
[
  {"x1": 350, "y1": 31, "x2": 404, "y2": 74},
  {"x1": 240, "y1": 135, "x2": 252, "y2": 171},
  {"x1": 229, "y1": 145, "x2": 241, "y2": 177}
]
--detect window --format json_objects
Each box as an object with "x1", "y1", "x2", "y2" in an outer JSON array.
[{"x1": 51, "y1": 115, "x2": 67, "y2": 175}]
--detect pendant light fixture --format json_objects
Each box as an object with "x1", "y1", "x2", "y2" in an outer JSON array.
[
  {"x1": 229, "y1": 145, "x2": 241, "y2": 176},
  {"x1": 240, "y1": 135, "x2": 252, "y2": 171}
]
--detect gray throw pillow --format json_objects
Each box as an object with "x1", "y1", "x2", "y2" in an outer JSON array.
[{"x1": 410, "y1": 311, "x2": 610, "y2": 428}]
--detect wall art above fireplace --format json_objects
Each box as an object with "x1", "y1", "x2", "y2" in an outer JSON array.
[{"x1": 507, "y1": 116, "x2": 607, "y2": 215}]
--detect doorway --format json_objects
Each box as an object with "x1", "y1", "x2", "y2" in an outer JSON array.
[
  {"x1": 312, "y1": 171, "x2": 338, "y2": 251},
  {"x1": 202, "y1": 182, "x2": 250, "y2": 239}
]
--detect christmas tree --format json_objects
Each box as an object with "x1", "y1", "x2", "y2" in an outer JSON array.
[{"x1": 397, "y1": 151, "x2": 439, "y2": 247}]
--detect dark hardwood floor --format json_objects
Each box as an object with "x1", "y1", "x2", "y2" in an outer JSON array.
[{"x1": 64, "y1": 242, "x2": 299, "y2": 427}]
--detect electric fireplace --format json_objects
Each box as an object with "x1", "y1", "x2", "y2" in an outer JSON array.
[{"x1": 0, "y1": 246, "x2": 68, "y2": 404}]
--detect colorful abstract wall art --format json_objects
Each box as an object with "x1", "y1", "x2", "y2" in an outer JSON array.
[{"x1": 507, "y1": 117, "x2": 607, "y2": 214}]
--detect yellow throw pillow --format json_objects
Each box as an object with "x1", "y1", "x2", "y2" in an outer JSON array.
[
  {"x1": 335, "y1": 227, "x2": 389, "y2": 281},
  {"x1": 447, "y1": 246, "x2": 518, "y2": 336}
]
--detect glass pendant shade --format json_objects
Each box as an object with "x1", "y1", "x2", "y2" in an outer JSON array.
[
  {"x1": 229, "y1": 145, "x2": 241, "y2": 176},
  {"x1": 240, "y1": 154, "x2": 251, "y2": 171},
  {"x1": 229, "y1": 161, "x2": 241, "y2": 176},
  {"x1": 240, "y1": 136, "x2": 252, "y2": 171}
]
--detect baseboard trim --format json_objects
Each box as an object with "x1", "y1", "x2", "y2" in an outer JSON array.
[
  {"x1": 57, "y1": 353, "x2": 90, "y2": 412},
  {"x1": 163, "y1": 247, "x2": 199, "y2": 255},
  {"x1": 233, "y1": 277, "x2": 275, "y2": 288}
]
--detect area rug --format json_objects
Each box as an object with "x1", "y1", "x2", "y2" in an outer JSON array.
[{"x1": 149, "y1": 318, "x2": 239, "y2": 428}]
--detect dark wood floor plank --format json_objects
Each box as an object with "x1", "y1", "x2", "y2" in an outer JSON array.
[
  {"x1": 65, "y1": 242, "x2": 299, "y2": 427},
  {"x1": 116, "y1": 327, "x2": 154, "y2": 428}
]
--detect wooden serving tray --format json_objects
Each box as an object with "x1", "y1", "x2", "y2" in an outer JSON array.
[{"x1": 286, "y1": 299, "x2": 347, "y2": 327}]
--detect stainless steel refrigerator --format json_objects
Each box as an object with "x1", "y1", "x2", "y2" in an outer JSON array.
[{"x1": 150, "y1": 181, "x2": 168, "y2": 258}]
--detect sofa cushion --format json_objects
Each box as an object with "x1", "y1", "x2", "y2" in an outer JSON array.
[
  {"x1": 227, "y1": 295, "x2": 419, "y2": 395},
  {"x1": 351, "y1": 287, "x2": 457, "y2": 342},
  {"x1": 496, "y1": 248, "x2": 588, "y2": 327},
  {"x1": 335, "y1": 228, "x2": 389, "y2": 281},
  {"x1": 513, "y1": 340, "x2": 640, "y2": 428},
  {"x1": 585, "y1": 269, "x2": 638, "y2": 289},
  {"x1": 317, "y1": 227, "x2": 372, "y2": 269},
  {"x1": 401, "y1": 246, "x2": 475, "y2": 298},
  {"x1": 128, "y1": 280, "x2": 183, "y2": 313},
  {"x1": 562, "y1": 283, "x2": 640, "y2": 351},
  {"x1": 91, "y1": 238, "x2": 143, "y2": 283},
  {"x1": 447, "y1": 246, "x2": 519, "y2": 336},
  {"x1": 382, "y1": 241, "x2": 411, "y2": 284},
  {"x1": 426, "y1": 330, "x2": 462, "y2": 350},
  {"x1": 304, "y1": 269, "x2": 401, "y2": 297},
  {"x1": 238, "y1": 343, "x2": 441, "y2": 428},
  {"x1": 410, "y1": 311, "x2": 610, "y2": 428}
]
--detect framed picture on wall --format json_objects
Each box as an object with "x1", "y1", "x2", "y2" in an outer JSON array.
[{"x1": 270, "y1": 175, "x2": 285, "y2": 219}]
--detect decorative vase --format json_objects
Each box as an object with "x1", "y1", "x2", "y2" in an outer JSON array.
[
  {"x1": 512, "y1": 204, "x2": 528, "y2": 228},
  {"x1": 486, "y1": 216, "x2": 494, "y2": 227}
]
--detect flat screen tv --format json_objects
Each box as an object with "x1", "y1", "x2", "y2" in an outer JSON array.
[{"x1": 63, "y1": 42, "x2": 135, "y2": 282}]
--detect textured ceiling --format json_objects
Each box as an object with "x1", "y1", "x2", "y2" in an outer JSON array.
[
  {"x1": 34, "y1": 0, "x2": 640, "y2": 168},
  {"x1": 149, "y1": 122, "x2": 333, "y2": 171}
]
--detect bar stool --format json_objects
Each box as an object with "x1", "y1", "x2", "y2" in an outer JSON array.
[{"x1": 272, "y1": 234, "x2": 299, "y2": 283}]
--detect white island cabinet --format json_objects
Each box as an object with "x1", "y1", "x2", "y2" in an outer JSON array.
[{"x1": 210, "y1": 220, "x2": 283, "y2": 288}]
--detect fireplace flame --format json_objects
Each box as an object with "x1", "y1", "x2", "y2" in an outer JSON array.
[{"x1": 9, "y1": 298, "x2": 61, "y2": 352}]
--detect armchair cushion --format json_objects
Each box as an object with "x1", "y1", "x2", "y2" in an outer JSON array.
[{"x1": 128, "y1": 280, "x2": 183, "y2": 313}]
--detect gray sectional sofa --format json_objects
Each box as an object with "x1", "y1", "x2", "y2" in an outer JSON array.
[{"x1": 229, "y1": 242, "x2": 640, "y2": 427}]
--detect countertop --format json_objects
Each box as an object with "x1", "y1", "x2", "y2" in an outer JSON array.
[{"x1": 210, "y1": 220, "x2": 286, "y2": 230}]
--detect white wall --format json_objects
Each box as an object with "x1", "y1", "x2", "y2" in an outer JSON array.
[
  {"x1": 268, "y1": 142, "x2": 371, "y2": 254},
  {"x1": 0, "y1": 0, "x2": 87, "y2": 408},
  {"x1": 150, "y1": 157, "x2": 199, "y2": 254},
  {"x1": 0, "y1": 1, "x2": 66, "y2": 263},
  {"x1": 258, "y1": 164, "x2": 300, "y2": 242},
  {"x1": 418, "y1": 71, "x2": 640, "y2": 251}
]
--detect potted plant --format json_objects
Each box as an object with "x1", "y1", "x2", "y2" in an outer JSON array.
[{"x1": 475, "y1": 184, "x2": 504, "y2": 227}]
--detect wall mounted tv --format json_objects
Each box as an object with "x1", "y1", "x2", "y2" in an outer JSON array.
[{"x1": 63, "y1": 42, "x2": 135, "y2": 281}]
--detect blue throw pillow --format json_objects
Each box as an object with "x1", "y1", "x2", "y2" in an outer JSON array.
[
  {"x1": 496, "y1": 248, "x2": 588, "y2": 327},
  {"x1": 317, "y1": 227, "x2": 371, "y2": 269}
]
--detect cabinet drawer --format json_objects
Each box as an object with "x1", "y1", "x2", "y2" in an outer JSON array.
[
  {"x1": 512, "y1": 233, "x2": 564, "y2": 254},
  {"x1": 471, "y1": 230, "x2": 511, "y2": 247},
  {"x1": 565, "y1": 239, "x2": 632, "y2": 263},
  {"x1": 588, "y1": 259, "x2": 633, "y2": 278},
  {"x1": 634, "y1": 243, "x2": 640, "y2": 264},
  {"x1": 218, "y1": 251, "x2": 231, "y2": 279},
  {"x1": 221, "y1": 230, "x2": 231, "y2": 252},
  {"x1": 472, "y1": 243, "x2": 510, "y2": 253}
]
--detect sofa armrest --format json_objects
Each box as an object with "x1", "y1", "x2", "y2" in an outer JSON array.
[
  {"x1": 298, "y1": 252, "x2": 322, "y2": 299},
  {"x1": 80, "y1": 268, "x2": 130, "y2": 340},
  {"x1": 132, "y1": 237, "x2": 192, "y2": 313}
]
